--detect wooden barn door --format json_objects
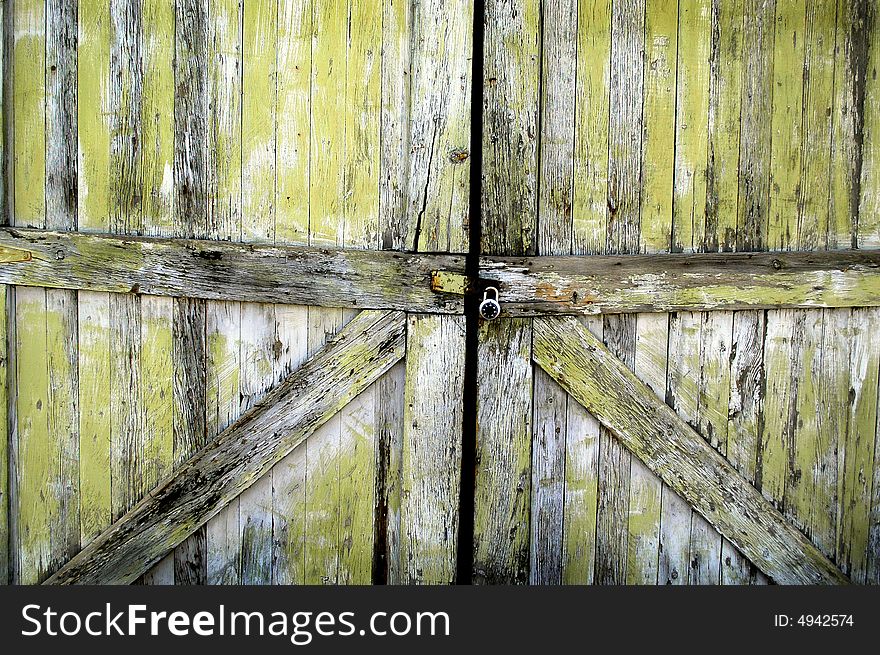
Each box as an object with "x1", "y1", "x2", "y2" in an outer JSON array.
[
  {"x1": 2, "y1": 0, "x2": 472, "y2": 585},
  {"x1": 3, "y1": 0, "x2": 880, "y2": 588},
  {"x1": 474, "y1": 0, "x2": 880, "y2": 585}
]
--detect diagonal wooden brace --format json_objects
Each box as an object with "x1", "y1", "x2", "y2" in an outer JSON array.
[
  {"x1": 44, "y1": 310, "x2": 407, "y2": 585},
  {"x1": 532, "y1": 316, "x2": 850, "y2": 585}
]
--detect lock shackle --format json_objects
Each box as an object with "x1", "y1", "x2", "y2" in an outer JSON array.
[{"x1": 483, "y1": 286, "x2": 499, "y2": 301}]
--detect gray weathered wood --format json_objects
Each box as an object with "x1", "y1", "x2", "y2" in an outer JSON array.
[
  {"x1": 44, "y1": 310, "x2": 406, "y2": 585},
  {"x1": 480, "y1": 249, "x2": 880, "y2": 315},
  {"x1": 172, "y1": 0, "x2": 209, "y2": 586},
  {"x1": 532, "y1": 316, "x2": 850, "y2": 585},
  {"x1": 474, "y1": 0, "x2": 540, "y2": 585},
  {"x1": 0, "y1": 228, "x2": 466, "y2": 313},
  {"x1": 399, "y1": 314, "x2": 465, "y2": 584}
]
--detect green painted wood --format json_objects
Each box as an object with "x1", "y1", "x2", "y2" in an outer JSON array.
[
  {"x1": 532, "y1": 316, "x2": 850, "y2": 585},
  {"x1": 45, "y1": 310, "x2": 406, "y2": 585}
]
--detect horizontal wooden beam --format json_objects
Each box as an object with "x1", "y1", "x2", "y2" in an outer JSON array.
[
  {"x1": 0, "y1": 228, "x2": 465, "y2": 313},
  {"x1": 532, "y1": 317, "x2": 850, "y2": 585},
  {"x1": 44, "y1": 310, "x2": 406, "y2": 585},
  {"x1": 482, "y1": 250, "x2": 880, "y2": 315}
]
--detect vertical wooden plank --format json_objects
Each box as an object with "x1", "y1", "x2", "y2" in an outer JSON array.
[
  {"x1": 404, "y1": 0, "x2": 471, "y2": 253},
  {"x1": 628, "y1": 311, "x2": 666, "y2": 585},
  {"x1": 476, "y1": 0, "x2": 540, "y2": 583},
  {"x1": 595, "y1": 0, "x2": 644, "y2": 585},
  {"x1": 0, "y1": 286, "x2": 6, "y2": 584},
  {"x1": 571, "y1": 0, "x2": 611, "y2": 255},
  {"x1": 77, "y1": 0, "x2": 113, "y2": 555},
  {"x1": 638, "y1": 0, "x2": 676, "y2": 254},
  {"x1": 204, "y1": 0, "x2": 243, "y2": 586},
  {"x1": 473, "y1": 318, "x2": 533, "y2": 584},
  {"x1": 530, "y1": 0, "x2": 576, "y2": 585},
  {"x1": 725, "y1": 309, "x2": 766, "y2": 584},
  {"x1": 238, "y1": 298, "x2": 276, "y2": 585},
  {"x1": 762, "y1": 308, "x2": 800, "y2": 507},
  {"x1": 668, "y1": 0, "x2": 732, "y2": 585},
  {"x1": 839, "y1": 307, "x2": 880, "y2": 582},
  {"x1": 729, "y1": 0, "x2": 775, "y2": 587},
  {"x1": 399, "y1": 315, "x2": 465, "y2": 584},
  {"x1": 561, "y1": 317, "x2": 601, "y2": 584},
  {"x1": 563, "y1": 0, "x2": 611, "y2": 584},
  {"x1": 705, "y1": 0, "x2": 742, "y2": 253},
  {"x1": 107, "y1": 0, "x2": 144, "y2": 565},
  {"x1": 705, "y1": 0, "x2": 751, "y2": 585},
  {"x1": 798, "y1": 0, "x2": 835, "y2": 250},
  {"x1": 304, "y1": 0, "x2": 346, "y2": 586},
  {"x1": 661, "y1": 313, "x2": 700, "y2": 585},
  {"x1": 13, "y1": 0, "x2": 50, "y2": 584},
  {"x1": 0, "y1": 1, "x2": 6, "y2": 577},
  {"x1": 857, "y1": 0, "x2": 880, "y2": 585},
  {"x1": 172, "y1": 0, "x2": 209, "y2": 586},
  {"x1": 767, "y1": 0, "x2": 805, "y2": 251},
  {"x1": 375, "y1": 0, "x2": 408, "y2": 582},
  {"x1": 271, "y1": 0, "x2": 311, "y2": 587},
  {"x1": 275, "y1": 0, "x2": 310, "y2": 246},
  {"x1": 205, "y1": 301, "x2": 241, "y2": 584},
  {"x1": 379, "y1": 0, "x2": 411, "y2": 250},
  {"x1": 737, "y1": 0, "x2": 774, "y2": 251},
  {"x1": 626, "y1": 0, "x2": 676, "y2": 586},
  {"x1": 237, "y1": 0, "x2": 277, "y2": 586},
  {"x1": 783, "y1": 3, "x2": 841, "y2": 571},
  {"x1": 303, "y1": 307, "x2": 345, "y2": 584},
  {"x1": 762, "y1": 0, "x2": 803, "y2": 520},
  {"x1": 671, "y1": 0, "x2": 711, "y2": 254},
  {"x1": 136, "y1": 0, "x2": 175, "y2": 586},
  {"x1": 45, "y1": 0, "x2": 80, "y2": 576},
  {"x1": 689, "y1": 311, "x2": 732, "y2": 584},
  {"x1": 14, "y1": 290, "x2": 50, "y2": 584},
  {"x1": 829, "y1": 0, "x2": 868, "y2": 249},
  {"x1": 856, "y1": 0, "x2": 879, "y2": 247},
  {"x1": 337, "y1": 0, "x2": 382, "y2": 585},
  {"x1": 482, "y1": 0, "x2": 539, "y2": 256},
  {"x1": 270, "y1": 304, "x2": 308, "y2": 585}
]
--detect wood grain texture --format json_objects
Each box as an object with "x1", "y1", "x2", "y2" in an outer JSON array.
[
  {"x1": 474, "y1": 0, "x2": 539, "y2": 585},
  {"x1": 473, "y1": 319, "x2": 533, "y2": 584},
  {"x1": 399, "y1": 314, "x2": 465, "y2": 583},
  {"x1": 45, "y1": 310, "x2": 406, "y2": 585},
  {"x1": 172, "y1": 0, "x2": 209, "y2": 586},
  {"x1": 533, "y1": 316, "x2": 850, "y2": 585},
  {"x1": 595, "y1": 0, "x2": 644, "y2": 584},
  {"x1": 477, "y1": 250, "x2": 880, "y2": 315},
  {"x1": 530, "y1": 0, "x2": 577, "y2": 584},
  {"x1": 0, "y1": 228, "x2": 466, "y2": 313},
  {"x1": 481, "y1": 0, "x2": 539, "y2": 256},
  {"x1": 76, "y1": 0, "x2": 113, "y2": 561},
  {"x1": 45, "y1": 0, "x2": 81, "y2": 578}
]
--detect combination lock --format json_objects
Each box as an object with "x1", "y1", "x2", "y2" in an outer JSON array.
[{"x1": 478, "y1": 286, "x2": 501, "y2": 321}]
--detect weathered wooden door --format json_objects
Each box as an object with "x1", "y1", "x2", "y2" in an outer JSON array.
[
  {"x1": 473, "y1": 0, "x2": 880, "y2": 585},
  {"x1": 2, "y1": 0, "x2": 879, "y2": 587},
  {"x1": 1, "y1": 0, "x2": 472, "y2": 585}
]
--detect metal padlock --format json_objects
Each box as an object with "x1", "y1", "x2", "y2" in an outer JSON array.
[{"x1": 479, "y1": 286, "x2": 501, "y2": 321}]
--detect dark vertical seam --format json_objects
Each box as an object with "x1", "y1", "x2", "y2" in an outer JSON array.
[{"x1": 455, "y1": 0, "x2": 484, "y2": 586}]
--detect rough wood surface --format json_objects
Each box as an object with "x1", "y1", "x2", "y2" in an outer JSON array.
[
  {"x1": 44, "y1": 310, "x2": 406, "y2": 585},
  {"x1": 170, "y1": 0, "x2": 209, "y2": 586},
  {"x1": 0, "y1": 228, "x2": 466, "y2": 313},
  {"x1": 479, "y1": 250, "x2": 880, "y2": 315},
  {"x1": 533, "y1": 316, "x2": 850, "y2": 585},
  {"x1": 474, "y1": 0, "x2": 539, "y2": 585},
  {"x1": 400, "y1": 314, "x2": 465, "y2": 583}
]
